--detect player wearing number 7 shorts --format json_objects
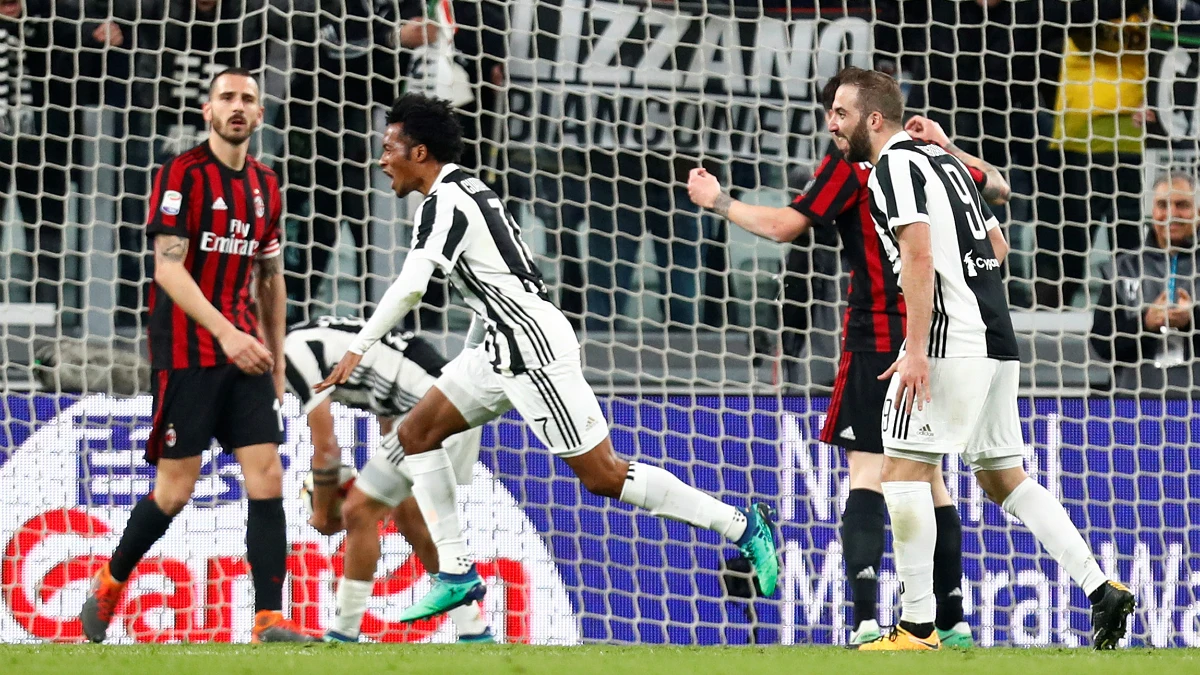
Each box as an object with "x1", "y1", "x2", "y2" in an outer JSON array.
[
  {"x1": 829, "y1": 66, "x2": 1136, "y2": 652},
  {"x1": 314, "y1": 93, "x2": 781, "y2": 623},
  {"x1": 688, "y1": 72, "x2": 1009, "y2": 647},
  {"x1": 285, "y1": 315, "x2": 494, "y2": 643}
]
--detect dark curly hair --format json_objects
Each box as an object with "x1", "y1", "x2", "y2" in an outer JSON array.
[{"x1": 386, "y1": 93, "x2": 464, "y2": 164}]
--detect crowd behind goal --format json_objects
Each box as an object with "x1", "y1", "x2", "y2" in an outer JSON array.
[{"x1": 0, "y1": 1, "x2": 1197, "y2": 399}]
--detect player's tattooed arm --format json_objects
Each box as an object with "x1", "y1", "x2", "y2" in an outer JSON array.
[
  {"x1": 977, "y1": 169, "x2": 1011, "y2": 206},
  {"x1": 255, "y1": 254, "x2": 283, "y2": 279},
  {"x1": 152, "y1": 234, "x2": 272, "y2": 374},
  {"x1": 255, "y1": 255, "x2": 288, "y2": 400},
  {"x1": 944, "y1": 142, "x2": 1011, "y2": 206},
  {"x1": 155, "y1": 234, "x2": 189, "y2": 264},
  {"x1": 712, "y1": 190, "x2": 734, "y2": 218},
  {"x1": 686, "y1": 167, "x2": 808, "y2": 242},
  {"x1": 905, "y1": 115, "x2": 1011, "y2": 206}
]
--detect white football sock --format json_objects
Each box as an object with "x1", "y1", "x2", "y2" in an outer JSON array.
[
  {"x1": 330, "y1": 578, "x2": 373, "y2": 638},
  {"x1": 448, "y1": 601, "x2": 489, "y2": 637},
  {"x1": 882, "y1": 481, "x2": 937, "y2": 625},
  {"x1": 1002, "y1": 478, "x2": 1107, "y2": 596},
  {"x1": 408, "y1": 448, "x2": 472, "y2": 576},
  {"x1": 618, "y1": 461, "x2": 747, "y2": 541}
]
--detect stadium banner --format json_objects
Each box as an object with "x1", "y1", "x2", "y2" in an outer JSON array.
[
  {"x1": 503, "y1": 0, "x2": 872, "y2": 162},
  {"x1": 1, "y1": 394, "x2": 1198, "y2": 647}
]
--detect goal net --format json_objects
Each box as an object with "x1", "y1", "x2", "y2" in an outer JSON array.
[{"x1": 1, "y1": 0, "x2": 1198, "y2": 647}]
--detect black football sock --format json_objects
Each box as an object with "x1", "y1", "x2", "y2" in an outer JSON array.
[
  {"x1": 842, "y1": 488, "x2": 887, "y2": 628},
  {"x1": 246, "y1": 497, "x2": 288, "y2": 613},
  {"x1": 933, "y1": 505, "x2": 965, "y2": 631},
  {"x1": 109, "y1": 496, "x2": 176, "y2": 582}
]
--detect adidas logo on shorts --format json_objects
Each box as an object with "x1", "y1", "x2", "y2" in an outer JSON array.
[
  {"x1": 839, "y1": 427, "x2": 857, "y2": 441},
  {"x1": 917, "y1": 424, "x2": 934, "y2": 438},
  {"x1": 856, "y1": 566, "x2": 877, "y2": 580}
]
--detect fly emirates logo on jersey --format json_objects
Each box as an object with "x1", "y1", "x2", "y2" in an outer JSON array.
[
  {"x1": 0, "y1": 396, "x2": 580, "y2": 645},
  {"x1": 200, "y1": 219, "x2": 258, "y2": 256}
]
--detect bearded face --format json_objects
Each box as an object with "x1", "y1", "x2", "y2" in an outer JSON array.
[
  {"x1": 829, "y1": 85, "x2": 875, "y2": 164},
  {"x1": 843, "y1": 118, "x2": 873, "y2": 164},
  {"x1": 204, "y1": 74, "x2": 262, "y2": 147}
]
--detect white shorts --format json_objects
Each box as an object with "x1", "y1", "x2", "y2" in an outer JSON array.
[
  {"x1": 881, "y1": 357, "x2": 1025, "y2": 472},
  {"x1": 355, "y1": 425, "x2": 483, "y2": 508},
  {"x1": 436, "y1": 346, "x2": 610, "y2": 458}
]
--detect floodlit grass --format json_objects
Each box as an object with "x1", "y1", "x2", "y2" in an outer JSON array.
[{"x1": 2, "y1": 643, "x2": 1198, "y2": 675}]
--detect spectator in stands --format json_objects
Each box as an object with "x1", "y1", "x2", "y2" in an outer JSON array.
[
  {"x1": 568, "y1": 1, "x2": 721, "y2": 332},
  {"x1": 397, "y1": 0, "x2": 507, "y2": 331},
  {"x1": 891, "y1": 0, "x2": 1042, "y2": 305},
  {"x1": 1034, "y1": 0, "x2": 1155, "y2": 308},
  {"x1": 109, "y1": 0, "x2": 276, "y2": 327},
  {"x1": 581, "y1": 152, "x2": 708, "y2": 332},
  {"x1": 277, "y1": 0, "x2": 424, "y2": 324},
  {"x1": 521, "y1": 157, "x2": 708, "y2": 336},
  {"x1": 1091, "y1": 172, "x2": 1200, "y2": 398},
  {"x1": 902, "y1": 1, "x2": 1042, "y2": 177},
  {"x1": 0, "y1": 0, "x2": 119, "y2": 324},
  {"x1": 402, "y1": 0, "x2": 506, "y2": 177}
]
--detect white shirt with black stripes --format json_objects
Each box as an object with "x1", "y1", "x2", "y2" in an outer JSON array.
[
  {"x1": 285, "y1": 316, "x2": 445, "y2": 416},
  {"x1": 867, "y1": 131, "x2": 1019, "y2": 361},
  {"x1": 405, "y1": 164, "x2": 579, "y2": 375}
]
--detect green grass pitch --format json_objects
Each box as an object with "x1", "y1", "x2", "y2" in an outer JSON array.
[{"x1": 3, "y1": 644, "x2": 1198, "y2": 675}]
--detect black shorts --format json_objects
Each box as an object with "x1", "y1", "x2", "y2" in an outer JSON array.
[
  {"x1": 145, "y1": 365, "x2": 285, "y2": 465},
  {"x1": 820, "y1": 351, "x2": 897, "y2": 454}
]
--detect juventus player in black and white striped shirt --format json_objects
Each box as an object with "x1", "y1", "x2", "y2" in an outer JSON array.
[
  {"x1": 315, "y1": 94, "x2": 780, "y2": 628},
  {"x1": 284, "y1": 315, "x2": 493, "y2": 642},
  {"x1": 828, "y1": 67, "x2": 1134, "y2": 652}
]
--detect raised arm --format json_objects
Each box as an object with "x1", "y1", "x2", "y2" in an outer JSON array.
[
  {"x1": 905, "y1": 116, "x2": 1011, "y2": 206},
  {"x1": 687, "y1": 168, "x2": 811, "y2": 243}
]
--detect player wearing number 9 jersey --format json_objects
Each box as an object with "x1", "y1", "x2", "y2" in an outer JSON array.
[
  {"x1": 686, "y1": 72, "x2": 1009, "y2": 647},
  {"x1": 832, "y1": 66, "x2": 1134, "y2": 652},
  {"x1": 315, "y1": 93, "x2": 781, "y2": 629}
]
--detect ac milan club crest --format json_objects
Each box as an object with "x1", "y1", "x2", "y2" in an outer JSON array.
[
  {"x1": 165, "y1": 426, "x2": 178, "y2": 448},
  {"x1": 254, "y1": 194, "x2": 265, "y2": 218}
]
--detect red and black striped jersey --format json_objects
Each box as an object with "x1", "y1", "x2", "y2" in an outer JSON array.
[
  {"x1": 146, "y1": 142, "x2": 283, "y2": 370},
  {"x1": 789, "y1": 147, "x2": 987, "y2": 354}
]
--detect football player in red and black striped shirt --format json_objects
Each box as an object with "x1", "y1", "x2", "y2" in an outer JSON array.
[
  {"x1": 81, "y1": 68, "x2": 311, "y2": 644},
  {"x1": 687, "y1": 74, "x2": 1010, "y2": 647}
]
